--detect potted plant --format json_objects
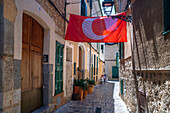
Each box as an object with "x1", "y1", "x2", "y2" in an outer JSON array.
[
  {"x1": 88, "y1": 80, "x2": 95, "y2": 93},
  {"x1": 73, "y1": 79, "x2": 80, "y2": 93},
  {"x1": 82, "y1": 83, "x2": 88, "y2": 99},
  {"x1": 78, "y1": 79, "x2": 85, "y2": 100},
  {"x1": 73, "y1": 79, "x2": 80, "y2": 100}
]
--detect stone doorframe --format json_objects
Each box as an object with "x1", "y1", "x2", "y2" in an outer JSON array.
[
  {"x1": 14, "y1": 0, "x2": 56, "y2": 109},
  {"x1": 63, "y1": 41, "x2": 74, "y2": 97}
]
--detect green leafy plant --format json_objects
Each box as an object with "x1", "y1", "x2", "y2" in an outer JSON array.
[
  {"x1": 74, "y1": 78, "x2": 81, "y2": 86},
  {"x1": 88, "y1": 80, "x2": 95, "y2": 85},
  {"x1": 81, "y1": 83, "x2": 88, "y2": 91}
]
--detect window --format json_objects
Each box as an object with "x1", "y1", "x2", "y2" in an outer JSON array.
[
  {"x1": 119, "y1": 42, "x2": 124, "y2": 59},
  {"x1": 81, "y1": 0, "x2": 87, "y2": 16},
  {"x1": 101, "y1": 45, "x2": 104, "y2": 53},
  {"x1": 164, "y1": 0, "x2": 170, "y2": 33},
  {"x1": 87, "y1": 0, "x2": 92, "y2": 9},
  {"x1": 97, "y1": 43, "x2": 100, "y2": 52},
  {"x1": 74, "y1": 62, "x2": 76, "y2": 75}
]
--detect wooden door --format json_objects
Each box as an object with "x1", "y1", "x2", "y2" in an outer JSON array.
[
  {"x1": 139, "y1": 92, "x2": 146, "y2": 113},
  {"x1": 112, "y1": 66, "x2": 119, "y2": 78},
  {"x1": 21, "y1": 13, "x2": 43, "y2": 113}
]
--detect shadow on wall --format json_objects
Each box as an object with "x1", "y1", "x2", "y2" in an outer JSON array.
[{"x1": 132, "y1": 0, "x2": 166, "y2": 68}]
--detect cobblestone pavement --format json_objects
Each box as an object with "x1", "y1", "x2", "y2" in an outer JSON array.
[{"x1": 54, "y1": 81, "x2": 129, "y2": 113}]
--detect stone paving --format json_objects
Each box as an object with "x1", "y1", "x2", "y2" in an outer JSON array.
[{"x1": 54, "y1": 81, "x2": 129, "y2": 113}]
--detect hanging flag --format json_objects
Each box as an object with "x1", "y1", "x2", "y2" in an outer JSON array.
[{"x1": 65, "y1": 12, "x2": 127, "y2": 42}]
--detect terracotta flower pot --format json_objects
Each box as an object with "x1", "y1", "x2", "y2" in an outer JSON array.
[
  {"x1": 74, "y1": 86, "x2": 80, "y2": 94},
  {"x1": 83, "y1": 90, "x2": 88, "y2": 99},
  {"x1": 88, "y1": 85, "x2": 94, "y2": 93},
  {"x1": 79, "y1": 88, "x2": 84, "y2": 100}
]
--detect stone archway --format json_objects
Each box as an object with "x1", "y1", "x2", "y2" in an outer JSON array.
[{"x1": 14, "y1": 0, "x2": 56, "y2": 112}]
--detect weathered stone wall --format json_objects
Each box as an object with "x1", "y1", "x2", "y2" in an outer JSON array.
[
  {"x1": 0, "y1": 1, "x2": 21, "y2": 112},
  {"x1": 133, "y1": 0, "x2": 170, "y2": 69},
  {"x1": 119, "y1": 58, "x2": 138, "y2": 113},
  {"x1": 36, "y1": 0, "x2": 65, "y2": 37},
  {"x1": 132, "y1": 0, "x2": 170, "y2": 112},
  {"x1": 119, "y1": 0, "x2": 170, "y2": 113},
  {"x1": 137, "y1": 71, "x2": 170, "y2": 113}
]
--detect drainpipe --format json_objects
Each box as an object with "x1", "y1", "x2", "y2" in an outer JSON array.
[
  {"x1": 89, "y1": 0, "x2": 92, "y2": 80},
  {"x1": 64, "y1": 0, "x2": 67, "y2": 35},
  {"x1": 89, "y1": 43, "x2": 91, "y2": 80}
]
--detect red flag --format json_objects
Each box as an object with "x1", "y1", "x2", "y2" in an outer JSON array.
[{"x1": 65, "y1": 12, "x2": 127, "y2": 43}]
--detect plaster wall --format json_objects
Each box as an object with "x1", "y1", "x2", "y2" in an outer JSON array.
[{"x1": 105, "y1": 44, "x2": 119, "y2": 60}]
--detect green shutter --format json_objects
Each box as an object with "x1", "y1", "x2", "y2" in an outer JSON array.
[
  {"x1": 121, "y1": 78, "x2": 123, "y2": 95},
  {"x1": 116, "y1": 52, "x2": 119, "y2": 67},
  {"x1": 164, "y1": 0, "x2": 170, "y2": 32},
  {"x1": 97, "y1": 57, "x2": 98, "y2": 74},
  {"x1": 74, "y1": 62, "x2": 76, "y2": 75},
  {"x1": 55, "y1": 41, "x2": 64, "y2": 95},
  {"x1": 91, "y1": 64, "x2": 93, "y2": 80},
  {"x1": 81, "y1": 0, "x2": 87, "y2": 16},
  {"x1": 94, "y1": 54, "x2": 96, "y2": 75}
]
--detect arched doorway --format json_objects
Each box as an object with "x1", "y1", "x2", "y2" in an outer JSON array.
[
  {"x1": 21, "y1": 13, "x2": 44, "y2": 113},
  {"x1": 78, "y1": 46, "x2": 85, "y2": 79}
]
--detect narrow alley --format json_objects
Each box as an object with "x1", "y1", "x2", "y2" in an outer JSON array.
[
  {"x1": 0, "y1": 0, "x2": 169, "y2": 113},
  {"x1": 54, "y1": 81, "x2": 129, "y2": 113}
]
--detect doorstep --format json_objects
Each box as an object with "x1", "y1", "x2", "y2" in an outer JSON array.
[{"x1": 32, "y1": 104, "x2": 55, "y2": 113}]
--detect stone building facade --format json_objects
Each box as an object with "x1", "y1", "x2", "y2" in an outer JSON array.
[
  {"x1": 105, "y1": 44, "x2": 119, "y2": 80},
  {"x1": 0, "y1": 0, "x2": 71, "y2": 112},
  {"x1": 115, "y1": 0, "x2": 170, "y2": 113},
  {"x1": 0, "y1": 0, "x2": 104, "y2": 113}
]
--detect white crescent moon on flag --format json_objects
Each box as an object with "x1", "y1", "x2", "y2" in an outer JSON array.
[{"x1": 82, "y1": 18, "x2": 108, "y2": 40}]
